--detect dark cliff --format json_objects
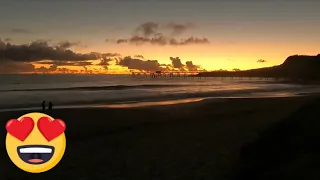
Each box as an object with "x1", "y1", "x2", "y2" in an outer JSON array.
[{"x1": 197, "y1": 54, "x2": 320, "y2": 80}]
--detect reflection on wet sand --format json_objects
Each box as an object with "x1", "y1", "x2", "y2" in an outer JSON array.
[{"x1": 97, "y1": 98, "x2": 205, "y2": 108}]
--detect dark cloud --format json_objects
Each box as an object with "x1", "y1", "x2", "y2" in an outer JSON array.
[
  {"x1": 10, "y1": 28, "x2": 32, "y2": 34},
  {"x1": 87, "y1": 52, "x2": 121, "y2": 61},
  {"x1": 56, "y1": 41, "x2": 90, "y2": 50},
  {"x1": 115, "y1": 39, "x2": 127, "y2": 44},
  {"x1": 37, "y1": 60, "x2": 93, "y2": 66},
  {"x1": 35, "y1": 66, "x2": 50, "y2": 73},
  {"x1": 117, "y1": 35, "x2": 167, "y2": 45},
  {"x1": 185, "y1": 61, "x2": 200, "y2": 71},
  {"x1": 0, "y1": 59, "x2": 89, "y2": 74},
  {"x1": 98, "y1": 58, "x2": 114, "y2": 70},
  {"x1": 117, "y1": 56, "x2": 162, "y2": 72},
  {"x1": 170, "y1": 57, "x2": 204, "y2": 71},
  {"x1": 0, "y1": 40, "x2": 98, "y2": 62},
  {"x1": 169, "y1": 37, "x2": 210, "y2": 45},
  {"x1": 0, "y1": 40, "x2": 121, "y2": 74},
  {"x1": 3, "y1": 38, "x2": 11, "y2": 42},
  {"x1": 34, "y1": 65, "x2": 79, "y2": 74},
  {"x1": 134, "y1": 22, "x2": 194, "y2": 37},
  {"x1": 0, "y1": 39, "x2": 206, "y2": 74},
  {"x1": 112, "y1": 21, "x2": 210, "y2": 46},
  {"x1": 48, "y1": 64, "x2": 58, "y2": 71},
  {"x1": 102, "y1": 53, "x2": 121, "y2": 57},
  {"x1": 165, "y1": 22, "x2": 195, "y2": 36},
  {"x1": 56, "y1": 68, "x2": 72, "y2": 74},
  {"x1": 0, "y1": 40, "x2": 5, "y2": 47},
  {"x1": 0, "y1": 60, "x2": 35, "y2": 74},
  {"x1": 170, "y1": 57, "x2": 184, "y2": 69},
  {"x1": 56, "y1": 41, "x2": 81, "y2": 49},
  {"x1": 135, "y1": 22, "x2": 159, "y2": 37},
  {"x1": 117, "y1": 36, "x2": 209, "y2": 46},
  {"x1": 96, "y1": 52, "x2": 121, "y2": 69},
  {"x1": 257, "y1": 59, "x2": 267, "y2": 63},
  {"x1": 116, "y1": 56, "x2": 204, "y2": 72},
  {"x1": 134, "y1": 55, "x2": 145, "y2": 59}
]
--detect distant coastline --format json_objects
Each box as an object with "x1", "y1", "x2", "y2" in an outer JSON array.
[{"x1": 196, "y1": 54, "x2": 320, "y2": 80}]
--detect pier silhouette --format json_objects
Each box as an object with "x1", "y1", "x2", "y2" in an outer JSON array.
[{"x1": 131, "y1": 71, "x2": 280, "y2": 80}]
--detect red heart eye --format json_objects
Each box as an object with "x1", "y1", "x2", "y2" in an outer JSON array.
[
  {"x1": 6, "y1": 117, "x2": 35, "y2": 141},
  {"x1": 37, "y1": 117, "x2": 66, "y2": 141}
]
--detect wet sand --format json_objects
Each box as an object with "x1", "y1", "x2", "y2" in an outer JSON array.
[{"x1": 0, "y1": 96, "x2": 318, "y2": 180}]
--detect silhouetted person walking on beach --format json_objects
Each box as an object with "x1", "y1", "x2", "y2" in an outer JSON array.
[
  {"x1": 41, "y1": 101, "x2": 46, "y2": 112},
  {"x1": 49, "y1": 102, "x2": 53, "y2": 111}
]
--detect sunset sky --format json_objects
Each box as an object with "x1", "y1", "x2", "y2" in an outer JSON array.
[{"x1": 0, "y1": 0, "x2": 320, "y2": 74}]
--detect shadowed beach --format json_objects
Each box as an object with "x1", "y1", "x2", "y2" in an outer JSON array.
[{"x1": 1, "y1": 95, "x2": 319, "y2": 179}]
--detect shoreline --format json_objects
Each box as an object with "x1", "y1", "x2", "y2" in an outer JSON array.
[
  {"x1": 2, "y1": 78, "x2": 320, "y2": 111},
  {"x1": 0, "y1": 92, "x2": 310, "y2": 113}
]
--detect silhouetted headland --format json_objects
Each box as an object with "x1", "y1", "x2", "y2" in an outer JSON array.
[{"x1": 197, "y1": 54, "x2": 320, "y2": 81}]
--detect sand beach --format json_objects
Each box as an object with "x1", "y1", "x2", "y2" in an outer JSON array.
[{"x1": 1, "y1": 95, "x2": 319, "y2": 180}]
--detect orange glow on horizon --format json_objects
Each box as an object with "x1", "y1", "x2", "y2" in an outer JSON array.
[
  {"x1": 23, "y1": 42, "x2": 320, "y2": 75},
  {"x1": 29, "y1": 55, "x2": 280, "y2": 75}
]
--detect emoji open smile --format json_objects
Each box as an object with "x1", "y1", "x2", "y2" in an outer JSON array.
[
  {"x1": 17, "y1": 145, "x2": 55, "y2": 164},
  {"x1": 6, "y1": 113, "x2": 66, "y2": 173}
]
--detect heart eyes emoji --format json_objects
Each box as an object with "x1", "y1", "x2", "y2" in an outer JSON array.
[
  {"x1": 6, "y1": 117, "x2": 66, "y2": 142},
  {"x1": 6, "y1": 117, "x2": 34, "y2": 142},
  {"x1": 37, "y1": 117, "x2": 66, "y2": 141}
]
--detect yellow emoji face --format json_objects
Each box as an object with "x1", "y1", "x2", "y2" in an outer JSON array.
[{"x1": 5, "y1": 112, "x2": 66, "y2": 173}]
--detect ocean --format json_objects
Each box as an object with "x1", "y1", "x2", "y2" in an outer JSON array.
[{"x1": 0, "y1": 74, "x2": 319, "y2": 111}]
